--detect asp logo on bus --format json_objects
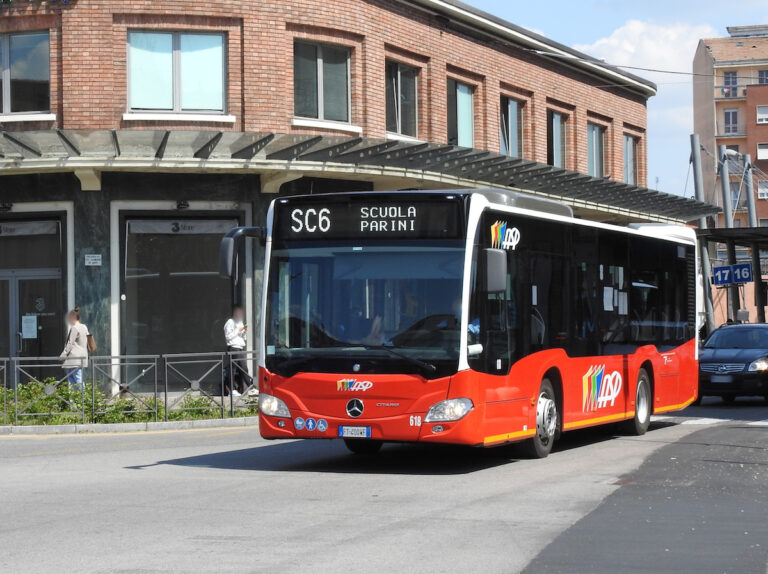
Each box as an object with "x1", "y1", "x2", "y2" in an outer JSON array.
[
  {"x1": 490, "y1": 221, "x2": 521, "y2": 251},
  {"x1": 337, "y1": 379, "x2": 374, "y2": 392},
  {"x1": 582, "y1": 365, "x2": 622, "y2": 412}
]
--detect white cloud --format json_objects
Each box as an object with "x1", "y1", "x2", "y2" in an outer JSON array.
[{"x1": 574, "y1": 21, "x2": 718, "y2": 194}]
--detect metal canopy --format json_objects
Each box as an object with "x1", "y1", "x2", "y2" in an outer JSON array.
[
  {"x1": 0, "y1": 129, "x2": 719, "y2": 222},
  {"x1": 698, "y1": 227, "x2": 768, "y2": 249}
]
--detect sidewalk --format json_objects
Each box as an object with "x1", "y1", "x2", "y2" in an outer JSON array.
[{"x1": 0, "y1": 416, "x2": 259, "y2": 436}]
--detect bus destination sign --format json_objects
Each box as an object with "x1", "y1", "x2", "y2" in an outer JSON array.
[{"x1": 275, "y1": 199, "x2": 462, "y2": 240}]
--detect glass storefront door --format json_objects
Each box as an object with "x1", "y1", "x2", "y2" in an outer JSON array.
[
  {"x1": 0, "y1": 272, "x2": 63, "y2": 358},
  {"x1": 0, "y1": 220, "x2": 65, "y2": 359}
]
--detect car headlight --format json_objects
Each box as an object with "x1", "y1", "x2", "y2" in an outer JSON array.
[
  {"x1": 424, "y1": 398, "x2": 474, "y2": 422},
  {"x1": 258, "y1": 393, "x2": 291, "y2": 418},
  {"x1": 748, "y1": 358, "x2": 768, "y2": 372}
]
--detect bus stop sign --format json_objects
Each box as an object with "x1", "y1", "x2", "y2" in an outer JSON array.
[{"x1": 713, "y1": 263, "x2": 753, "y2": 286}]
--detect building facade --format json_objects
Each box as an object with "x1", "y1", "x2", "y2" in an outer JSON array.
[
  {"x1": 694, "y1": 25, "x2": 768, "y2": 226},
  {"x1": 0, "y1": 0, "x2": 711, "y2": 361}
]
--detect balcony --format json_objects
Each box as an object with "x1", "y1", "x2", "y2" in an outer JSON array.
[
  {"x1": 716, "y1": 122, "x2": 747, "y2": 138},
  {"x1": 715, "y1": 84, "x2": 748, "y2": 100}
]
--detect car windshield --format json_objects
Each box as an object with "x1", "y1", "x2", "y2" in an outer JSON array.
[
  {"x1": 704, "y1": 327, "x2": 768, "y2": 349},
  {"x1": 265, "y1": 241, "x2": 465, "y2": 378}
]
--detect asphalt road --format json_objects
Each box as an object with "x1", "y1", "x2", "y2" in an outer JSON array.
[{"x1": 0, "y1": 398, "x2": 766, "y2": 574}]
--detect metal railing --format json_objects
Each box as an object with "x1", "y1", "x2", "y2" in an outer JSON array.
[
  {"x1": 91, "y1": 355, "x2": 160, "y2": 423},
  {"x1": 0, "y1": 359, "x2": 6, "y2": 426},
  {"x1": 0, "y1": 352, "x2": 260, "y2": 425},
  {"x1": 164, "y1": 352, "x2": 227, "y2": 420},
  {"x1": 227, "y1": 350, "x2": 260, "y2": 416},
  {"x1": 12, "y1": 356, "x2": 87, "y2": 425}
]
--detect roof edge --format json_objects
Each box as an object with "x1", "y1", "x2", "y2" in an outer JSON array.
[{"x1": 399, "y1": 0, "x2": 657, "y2": 98}]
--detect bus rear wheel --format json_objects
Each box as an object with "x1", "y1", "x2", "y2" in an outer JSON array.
[
  {"x1": 621, "y1": 368, "x2": 651, "y2": 436},
  {"x1": 344, "y1": 439, "x2": 383, "y2": 455},
  {"x1": 523, "y1": 378, "x2": 558, "y2": 459}
]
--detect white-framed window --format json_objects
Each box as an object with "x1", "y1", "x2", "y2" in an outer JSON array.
[
  {"x1": 758, "y1": 143, "x2": 768, "y2": 160},
  {"x1": 447, "y1": 78, "x2": 474, "y2": 147},
  {"x1": 623, "y1": 134, "x2": 638, "y2": 185},
  {"x1": 385, "y1": 61, "x2": 418, "y2": 138},
  {"x1": 758, "y1": 181, "x2": 768, "y2": 200},
  {"x1": 587, "y1": 122, "x2": 605, "y2": 177},
  {"x1": 759, "y1": 70, "x2": 768, "y2": 84},
  {"x1": 128, "y1": 31, "x2": 226, "y2": 113},
  {"x1": 0, "y1": 31, "x2": 50, "y2": 114},
  {"x1": 757, "y1": 106, "x2": 768, "y2": 124},
  {"x1": 759, "y1": 218, "x2": 768, "y2": 227},
  {"x1": 547, "y1": 110, "x2": 567, "y2": 168},
  {"x1": 724, "y1": 108, "x2": 739, "y2": 133},
  {"x1": 500, "y1": 96, "x2": 524, "y2": 158},
  {"x1": 294, "y1": 41, "x2": 350, "y2": 123},
  {"x1": 723, "y1": 70, "x2": 738, "y2": 98}
]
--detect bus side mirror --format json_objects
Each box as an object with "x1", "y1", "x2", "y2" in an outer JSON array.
[
  {"x1": 219, "y1": 226, "x2": 266, "y2": 278},
  {"x1": 483, "y1": 248, "x2": 507, "y2": 293}
]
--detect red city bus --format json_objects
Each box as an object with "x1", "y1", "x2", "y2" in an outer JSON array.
[{"x1": 220, "y1": 189, "x2": 699, "y2": 457}]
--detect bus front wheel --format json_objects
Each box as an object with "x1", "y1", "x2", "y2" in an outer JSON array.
[
  {"x1": 523, "y1": 378, "x2": 558, "y2": 459},
  {"x1": 621, "y1": 368, "x2": 652, "y2": 436},
  {"x1": 344, "y1": 439, "x2": 383, "y2": 455}
]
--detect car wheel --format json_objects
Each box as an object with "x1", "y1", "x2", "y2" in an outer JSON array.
[
  {"x1": 621, "y1": 368, "x2": 652, "y2": 436},
  {"x1": 344, "y1": 439, "x2": 383, "y2": 455},
  {"x1": 522, "y1": 378, "x2": 558, "y2": 459}
]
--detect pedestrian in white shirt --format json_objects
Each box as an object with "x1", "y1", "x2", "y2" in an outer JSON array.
[
  {"x1": 60, "y1": 307, "x2": 88, "y2": 390},
  {"x1": 224, "y1": 305, "x2": 247, "y2": 396}
]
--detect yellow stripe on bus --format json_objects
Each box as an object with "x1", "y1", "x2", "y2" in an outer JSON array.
[
  {"x1": 483, "y1": 429, "x2": 536, "y2": 445},
  {"x1": 654, "y1": 397, "x2": 696, "y2": 413},
  {"x1": 563, "y1": 411, "x2": 633, "y2": 430}
]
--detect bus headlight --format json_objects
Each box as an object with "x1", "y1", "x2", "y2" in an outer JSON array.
[
  {"x1": 259, "y1": 393, "x2": 291, "y2": 418},
  {"x1": 424, "y1": 398, "x2": 474, "y2": 422},
  {"x1": 748, "y1": 358, "x2": 768, "y2": 372}
]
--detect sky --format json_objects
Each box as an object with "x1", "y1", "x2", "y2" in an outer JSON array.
[{"x1": 466, "y1": 0, "x2": 768, "y2": 196}]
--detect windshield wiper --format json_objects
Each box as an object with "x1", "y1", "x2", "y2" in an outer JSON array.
[{"x1": 359, "y1": 345, "x2": 437, "y2": 374}]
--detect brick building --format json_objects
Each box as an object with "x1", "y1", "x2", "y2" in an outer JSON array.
[{"x1": 0, "y1": 0, "x2": 712, "y2": 359}]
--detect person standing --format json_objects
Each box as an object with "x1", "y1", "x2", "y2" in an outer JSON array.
[
  {"x1": 60, "y1": 307, "x2": 88, "y2": 390},
  {"x1": 224, "y1": 305, "x2": 248, "y2": 396}
]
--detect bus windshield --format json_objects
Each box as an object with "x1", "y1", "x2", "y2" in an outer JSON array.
[{"x1": 265, "y1": 241, "x2": 465, "y2": 378}]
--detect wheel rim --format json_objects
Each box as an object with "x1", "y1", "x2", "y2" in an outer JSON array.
[
  {"x1": 636, "y1": 378, "x2": 650, "y2": 423},
  {"x1": 536, "y1": 391, "x2": 557, "y2": 444}
]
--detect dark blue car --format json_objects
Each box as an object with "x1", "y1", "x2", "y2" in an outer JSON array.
[{"x1": 699, "y1": 324, "x2": 768, "y2": 403}]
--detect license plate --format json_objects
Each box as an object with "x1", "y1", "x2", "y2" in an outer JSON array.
[
  {"x1": 338, "y1": 426, "x2": 371, "y2": 438},
  {"x1": 711, "y1": 375, "x2": 733, "y2": 383}
]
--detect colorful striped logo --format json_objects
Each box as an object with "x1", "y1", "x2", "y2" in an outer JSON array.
[
  {"x1": 582, "y1": 365, "x2": 623, "y2": 412},
  {"x1": 490, "y1": 220, "x2": 507, "y2": 249}
]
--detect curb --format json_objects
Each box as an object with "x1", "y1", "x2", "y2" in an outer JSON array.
[{"x1": 0, "y1": 416, "x2": 260, "y2": 436}]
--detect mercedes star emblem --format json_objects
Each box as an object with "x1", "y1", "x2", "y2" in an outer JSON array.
[{"x1": 346, "y1": 398, "x2": 364, "y2": 418}]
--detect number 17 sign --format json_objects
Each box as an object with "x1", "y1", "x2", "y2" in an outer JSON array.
[{"x1": 713, "y1": 263, "x2": 753, "y2": 286}]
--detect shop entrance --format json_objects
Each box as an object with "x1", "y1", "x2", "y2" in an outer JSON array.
[
  {"x1": 0, "y1": 271, "x2": 63, "y2": 358},
  {"x1": 0, "y1": 220, "x2": 65, "y2": 359}
]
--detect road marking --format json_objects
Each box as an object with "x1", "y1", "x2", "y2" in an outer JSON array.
[
  {"x1": 748, "y1": 419, "x2": 768, "y2": 426},
  {"x1": 681, "y1": 417, "x2": 731, "y2": 425}
]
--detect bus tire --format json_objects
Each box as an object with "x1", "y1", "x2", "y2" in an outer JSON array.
[
  {"x1": 621, "y1": 368, "x2": 652, "y2": 436},
  {"x1": 344, "y1": 439, "x2": 383, "y2": 455},
  {"x1": 523, "y1": 378, "x2": 558, "y2": 459}
]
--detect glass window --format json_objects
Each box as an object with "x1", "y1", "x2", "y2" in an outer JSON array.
[
  {"x1": 128, "y1": 31, "x2": 225, "y2": 113},
  {"x1": 724, "y1": 108, "x2": 739, "y2": 132},
  {"x1": 123, "y1": 218, "x2": 238, "y2": 357},
  {"x1": 757, "y1": 106, "x2": 768, "y2": 124},
  {"x1": 587, "y1": 123, "x2": 605, "y2": 177},
  {"x1": 500, "y1": 96, "x2": 523, "y2": 158},
  {"x1": 0, "y1": 32, "x2": 50, "y2": 114},
  {"x1": 447, "y1": 78, "x2": 474, "y2": 147},
  {"x1": 386, "y1": 61, "x2": 418, "y2": 137},
  {"x1": 760, "y1": 218, "x2": 768, "y2": 226},
  {"x1": 623, "y1": 135, "x2": 638, "y2": 185},
  {"x1": 759, "y1": 181, "x2": 768, "y2": 200},
  {"x1": 723, "y1": 70, "x2": 738, "y2": 99},
  {"x1": 758, "y1": 143, "x2": 768, "y2": 160},
  {"x1": 759, "y1": 70, "x2": 768, "y2": 84},
  {"x1": 547, "y1": 111, "x2": 567, "y2": 168},
  {"x1": 293, "y1": 41, "x2": 350, "y2": 123}
]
